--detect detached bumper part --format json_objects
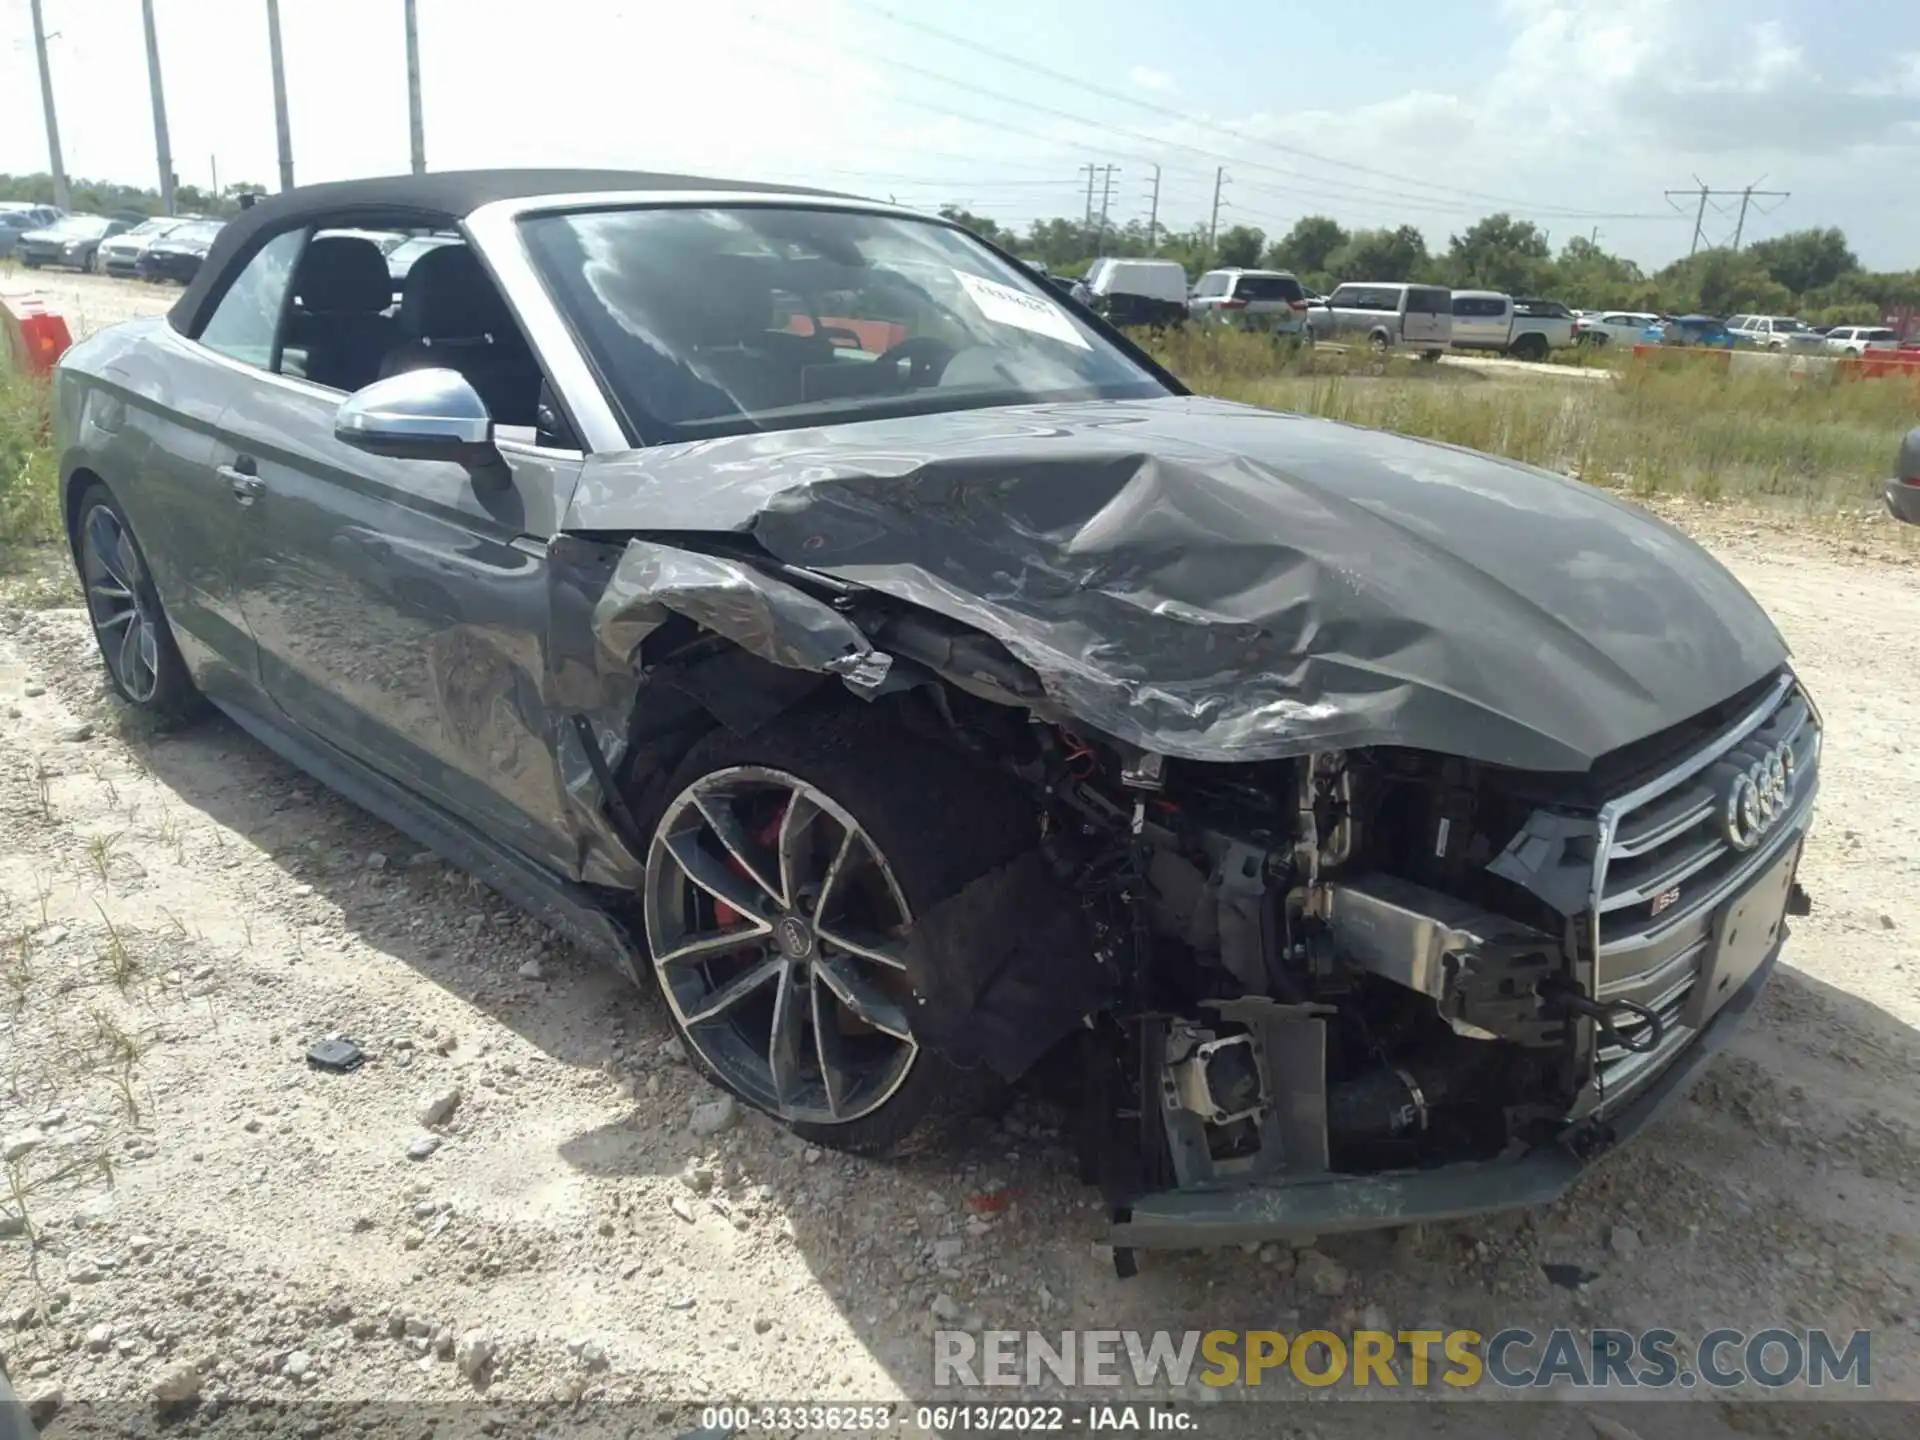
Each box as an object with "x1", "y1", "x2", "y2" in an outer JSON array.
[{"x1": 1108, "y1": 928, "x2": 1783, "y2": 1251}]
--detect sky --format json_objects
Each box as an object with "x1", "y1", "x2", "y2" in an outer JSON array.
[{"x1": 3, "y1": 0, "x2": 1918, "y2": 271}]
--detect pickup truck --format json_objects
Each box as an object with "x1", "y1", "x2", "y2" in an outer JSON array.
[{"x1": 1449, "y1": 291, "x2": 1575, "y2": 361}]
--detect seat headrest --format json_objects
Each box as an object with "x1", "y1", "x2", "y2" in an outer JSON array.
[
  {"x1": 400, "y1": 244, "x2": 512, "y2": 342},
  {"x1": 295, "y1": 236, "x2": 392, "y2": 315}
]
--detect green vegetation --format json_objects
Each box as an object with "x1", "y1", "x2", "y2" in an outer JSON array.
[
  {"x1": 1, "y1": 170, "x2": 265, "y2": 220},
  {"x1": 1150, "y1": 329, "x2": 1913, "y2": 511},
  {"x1": 954, "y1": 203, "x2": 1918, "y2": 328},
  {"x1": 1, "y1": 370, "x2": 59, "y2": 555}
]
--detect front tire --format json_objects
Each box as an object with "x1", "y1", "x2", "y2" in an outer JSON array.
[
  {"x1": 636, "y1": 704, "x2": 1036, "y2": 1155},
  {"x1": 71, "y1": 482, "x2": 203, "y2": 723}
]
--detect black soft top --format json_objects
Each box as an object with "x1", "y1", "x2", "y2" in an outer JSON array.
[{"x1": 167, "y1": 168, "x2": 854, "y2": 335}]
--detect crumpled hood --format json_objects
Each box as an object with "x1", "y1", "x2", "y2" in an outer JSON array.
[{"x1": 567, "y1": 395, "x2": 1788, "y2": 771}]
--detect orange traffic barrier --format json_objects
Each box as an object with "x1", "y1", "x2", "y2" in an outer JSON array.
[{"x1": 0, "y1": 290, "x2": 73, "y2": 376}]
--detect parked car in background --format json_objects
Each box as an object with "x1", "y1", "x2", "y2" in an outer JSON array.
[
  {"x1": 1823, "y1": 325, "x2": 1900, "y2": 356},
  {"x1": 1080, "y1": 257, "x2": 1189, "y2": 327},
  {"x1": 0, "y1": 202, "x2": 63, "y2": 258},
  {"x1": 1188, "y1": 267, "x2": 1310, "y2": 336},
  {"x1": 1448, "y1": 290, "x2": 1573, "y2": 361},
  {"x1": 16, "y1": 214, "x2": 130, "y2": 271},
  {"x1": 97, "y1": 216, "x2": 196, "y2": 278},
  {"x1": 1573, "y1": 311, "x2": 1660, "y2": 347},
  {"x1": 136, "y1": 218, "x2": 225, "y2": 284},
  {"x1": 1725, "y1": 315, "x2": 1824, "y2": 352},
  {"x1": 386, "y1": 232, "x2": 462, "y2": 285},
  {"x1": 1306, "y1": 281, "x2": 1452, "y2": 358},
  {"x1": 1643, "y1": 314, "x2": 1735, "y2": 348},
  {"x1": 50, "y1": 169, "x2": 1820, "y2": 1255},
  {"x1": 1890, "y1": 428, "x2": 1920, "y2": 524}
]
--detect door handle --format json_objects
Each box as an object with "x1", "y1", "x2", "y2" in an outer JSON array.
[{"x1": 218, "y1": 463, "x2": 265, "y2": 503}]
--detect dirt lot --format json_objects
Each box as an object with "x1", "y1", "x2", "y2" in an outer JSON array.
[
  {"x1": 0, "y1": 269, "x2": 178, "y2": 342},
  {"x1": 3, "y1": 282, "x2": 1920, "y2": 1436}
]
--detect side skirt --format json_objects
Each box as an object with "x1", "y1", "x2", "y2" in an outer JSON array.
[{"x1": 210, "y1": 694, "x2": 646, "y2": 986}]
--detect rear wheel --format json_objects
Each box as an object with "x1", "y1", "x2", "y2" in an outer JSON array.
[
  {"x1": 1510, "y1": 333, "x2": 1548, "y2": 362},
  {"x1": 637, "y1": 706, "x2": 1035, "y2": 1155},
  {"x1": 71, "y1": 482, "x2": 203, "y2": 723},
  {"x1": 1368, "y1": 331, "x2": 1389, "y2": 356}
]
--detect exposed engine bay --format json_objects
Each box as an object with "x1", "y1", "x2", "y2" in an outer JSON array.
[{"x1": 892, "y1": 694, "x2": 1603, "y2": 1208}]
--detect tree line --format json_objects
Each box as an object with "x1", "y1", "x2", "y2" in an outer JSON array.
[
  {"x1": 945, "y1": 206, "x2": 1919, "y2": 325},
  {"x1": 2, "y1": 172, "x2": 268, "y2": 222}
]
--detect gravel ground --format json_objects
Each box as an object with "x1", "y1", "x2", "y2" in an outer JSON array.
[
  {"x1": 2, "y1": 294, "x2": 1919, "y2": 1434},
  {"x1": 0, "y1": 269, "x2": 179, "y2": 342}
]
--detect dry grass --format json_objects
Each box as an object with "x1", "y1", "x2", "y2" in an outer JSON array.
[
  {"x1": 0, "y1": 370, "x2": 60, "y2": 556},
  {"x1": 1147, "y1": 329, "x2": 1915, "y2": 512}
]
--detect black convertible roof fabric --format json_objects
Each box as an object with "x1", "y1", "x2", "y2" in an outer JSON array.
[{"x1": 168, "y1": 168, "x2": 854, "y2": 336}]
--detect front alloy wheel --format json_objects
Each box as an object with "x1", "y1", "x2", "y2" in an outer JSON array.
[
  {"x1": 645, "y1": 766, "x2": 920, "y2": 1128},
  {"x1": 72, "y1": 482, "x2": 202, "y2": 722},
  {"x1": 80, "y1": 503, "x2": 163, "y2": 703}
]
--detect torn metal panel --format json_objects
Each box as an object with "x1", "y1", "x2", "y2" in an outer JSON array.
[
  {"x1": 564, "y1": 395, "x2": 1789, "y2": 771},
  {"x1": 593, "y1": 539, "x2": 892, "y2": 691}
]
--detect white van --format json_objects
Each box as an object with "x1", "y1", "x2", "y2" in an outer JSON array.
[{"x1": 1082, "y1": 258, "x2": 1190, "y2": 327}]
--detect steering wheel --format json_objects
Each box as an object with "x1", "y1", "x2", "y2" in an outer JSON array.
[{"x1": 874, "y1": 336, "x2": 958, "y2": 389}]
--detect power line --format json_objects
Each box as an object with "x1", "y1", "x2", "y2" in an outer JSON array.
[
  {"x1": 747, "y1": 9, "x2": 1679, "y2": 228},
  {"x1": 848, "y1": 0, "x2": 1672, "y2": 222}
]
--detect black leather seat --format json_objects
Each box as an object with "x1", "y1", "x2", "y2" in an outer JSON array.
[
  {"x1": 287, "y1": 236, "x2": 395, "y2": 393},
  {"x1": 380, "y1": 245, "x2": 542, "y2": 427}
]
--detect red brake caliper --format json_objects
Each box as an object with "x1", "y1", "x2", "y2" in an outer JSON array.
[{"x1": 709, "y1": 802, "x2": 789, "y2": 929}]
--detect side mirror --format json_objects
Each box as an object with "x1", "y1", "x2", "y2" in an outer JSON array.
[{"x1": 334, "y1": 368, "x2": 495, "y2": 465}]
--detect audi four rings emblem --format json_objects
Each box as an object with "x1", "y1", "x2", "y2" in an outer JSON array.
[{"x1": 1721, "y1": 740, "x2": 1798, "y2": 850}]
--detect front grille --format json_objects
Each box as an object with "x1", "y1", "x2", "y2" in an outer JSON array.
[{"x1": 1583, "y1": 673, "x2": 1818, "y2": 1112}]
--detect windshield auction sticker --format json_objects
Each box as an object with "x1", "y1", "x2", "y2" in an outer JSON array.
[{"x1": 954, "y1": 270, "x2": 1091, "y2": 349}]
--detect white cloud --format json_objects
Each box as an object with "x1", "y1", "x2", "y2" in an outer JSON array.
[{"x1": 1129, "y1": 66, "x2": 1175, "y2": 94}]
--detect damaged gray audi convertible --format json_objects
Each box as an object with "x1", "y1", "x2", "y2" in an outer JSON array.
[{"x1": 55, "y1": 171, "x2": 1818, "y2": 1262}]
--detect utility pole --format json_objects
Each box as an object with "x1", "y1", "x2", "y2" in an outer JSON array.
[
  {"x1": 1095, "y1": 164, "x2": 1118, "y2": 247},
  {"x1": 1144, "y1": 164, "x2": 1161, "y2": 250},
  {"x1": 1730, "y1": 179, "x2": 1787, "y2": 249},
  {"x1": 141, "y1": 0, "x2": 176, "y2": 214},
  {"x1": 266, "y1": 0, "x2": 295, "y2": 191},
  {"x1": 404, "y1": 0, "x2": 426, "y2": 174},
  {"x1": 1208, "y1": 166, "x2": 1227, "y2": 248},
  {"x1": 1666, "y1": 177, "x2": 1787, "y2": 254},
  {"x1": 28, "y1": 0, "x2": 71, "y2": 212},
  {"x1": 1664, "y1": 178, "x2": 1711, "y2": 257},
  {"x1": 1080, "y1": 163, "x2": 1096, "y2": 227}
]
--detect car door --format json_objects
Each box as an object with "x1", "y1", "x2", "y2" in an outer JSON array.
[
  {"x1": 1451, "y1": 295, "x2": 1506, "y2": 349},
  {"x1": 1402, "y1": 287, "x2": 1451, "y2": 347},
  {"x1": 106, "y1": 228, "x2": 316, "y2": 704},
  {"x1": 213, "y1": 235, "x2": 585, "y2": 872}
]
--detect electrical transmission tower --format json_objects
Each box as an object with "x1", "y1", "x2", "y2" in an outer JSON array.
[{"x1": 1665, "y1": 177, "x2": 1789, "y2": 254}]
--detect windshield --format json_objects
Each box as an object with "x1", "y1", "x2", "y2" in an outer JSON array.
[
  {"x1": 124, "y1": 217, "x2": 182, "y2": 238},
  {"x1": 48, "y1": 216, "x2": 112, "y2": 238},
  {"x1": 166, "y1": 221, "x2": 224, "y2": 246},
  {"x1": 522, "y1": 205, "x2": 1167, "y2": 443},
  {"x1": 1770, "y1": 317, "x2": 1810, "y2": 332}
]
